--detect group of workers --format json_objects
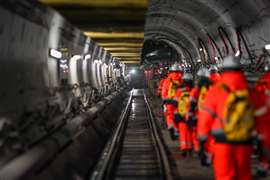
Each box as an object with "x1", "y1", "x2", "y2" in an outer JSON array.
[{"x1": 156, "y1": 55, "x2": 270, "y2": 180}]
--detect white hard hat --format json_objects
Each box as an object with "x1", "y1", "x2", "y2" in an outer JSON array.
[
  {"x1": 182, "y1": 73, "x2": 193, "y2": 81},
  {"x1": 169, "y1": 63, "x2": 183, "y2": 72},
  {"x1": 209, "y1": 65, "x2": 219, "y2": 73},
  {"x1": 197, "y1": 67, "x2": 210, "y2": 78},
  {"x1": 265, "y1": 63, "x2": 270, "y2": 72},
  {"x1": 222, "y1": 55, "x2": 241, "y2": 70}
]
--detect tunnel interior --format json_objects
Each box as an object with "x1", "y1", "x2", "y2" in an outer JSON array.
[{"x1": 0, "y1": 0, "x2": 270, "y2": 179}]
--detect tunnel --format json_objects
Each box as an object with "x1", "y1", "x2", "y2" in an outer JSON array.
[{"x1": 0, "y1": 0, "x2": 270, "y2": 179}]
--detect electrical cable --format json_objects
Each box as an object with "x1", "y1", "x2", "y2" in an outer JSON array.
[
  {"x1": 207, "y1": 33, "x2": 223, "y2": 63},
  {"x1": 218, "y1": 26, "x2": 236, "y2": 53}
]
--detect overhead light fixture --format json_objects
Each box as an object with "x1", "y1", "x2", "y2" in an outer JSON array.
[
  {"x1": 265, "y1": 44, "x2": 270, "y2": 50},
  {"x1": 130, "y1": 69, "x2": 137, "y2": 74},
  {"x1": 98, "y1": 42, "x2": 143, "y2": 47},
  {"x1": 197, "y1": 59, "x2": 202, "y2": 62},
  {"x1": 235, "y1": 50, "x2": 241, "y2": 57},
  {"x1": 84, "y1": 32, "x2": 144, "y2": 39},
  {"x1": 199, "y1": 48, "x2": 203, "y2": 51},
  {"x1": 214, "y1": 57, "x2": 219, "y2": 60},
  {"x1": 49, "y1": 49, "x2": 62, "y2": 59}
]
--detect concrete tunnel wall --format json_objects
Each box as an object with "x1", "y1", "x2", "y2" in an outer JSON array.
[
  {"x1": 144, "y1": 0, "x2": 270, "y2": 70},
  {"x1": 0, "y1": 1, "x2": 127, "y2": 180}
]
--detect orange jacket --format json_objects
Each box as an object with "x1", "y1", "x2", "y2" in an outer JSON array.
[
  {"x1": 174, "y1": 86, "x2": 192, "y2": 116},
  {"x1": 157, "y1": 78, "x2": 166, "y2": 97},
  {"x1": 161, "y1": 72, "x2": 182, "y2": 101},
  {"x1": 255, "y1": 71, "x2": 270, "y2": 92},
  {"x1": 187, "y1": 84, "x2": 210, "y2": 120},
  {"x1": 209, "y1": 72, "x2": 221, "y2": 84},
  {"x1": 197, "y1": 71, "x2": 249, "y2": 143},
  {"x1": 252, "y1": 72, "x2": 270, "y2": 152}
]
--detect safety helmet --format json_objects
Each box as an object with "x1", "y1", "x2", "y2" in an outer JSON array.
[
  {"x1": 209, "y1": 65, "x2": 219, "y2": 73},
  {"x1": 265, "y1": 63, "x2": 270, "y2": 72},
  {"x1": 182, "y1": 73, "x2": 193, "y2": 81},
  {"x1": 197, "y1": 67, "x2": 210, "y2": 78},
  {"x1": 222, "y1": 55, "x2": 241, "y2": 70},
  {"x1": 169, "y1": 63, "x2": 183, "y2": 72}
]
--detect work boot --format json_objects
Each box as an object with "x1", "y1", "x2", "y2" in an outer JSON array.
[
  {"x1": 256, "y1": 168, "x2": 267, "y2": 178},
  {"x1": 181, "y1": 150, "x2": 188, "y2": 157},
  {"x1": 169, "y1": 127, "x2": 177, "y2": 140}
]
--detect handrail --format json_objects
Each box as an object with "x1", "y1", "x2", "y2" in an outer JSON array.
[
  {"x1": 144, "y1": 92, "x2": 174, "y2": 180},
  {"x1": 90, "y1": 90, "x2": 133, "y2": 180}
]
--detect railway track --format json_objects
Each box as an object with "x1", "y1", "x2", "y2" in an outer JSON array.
[{"x1": 90, "y1": 89, "x2": 173, "y2": 180}]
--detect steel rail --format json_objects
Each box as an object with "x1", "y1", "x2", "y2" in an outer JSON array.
[
  {"x1": 144, "y1": 92, "x2": 173, "y2": 180},
  {"x1": 90, "y1": 90, "x2": 134, "y2": 180}
]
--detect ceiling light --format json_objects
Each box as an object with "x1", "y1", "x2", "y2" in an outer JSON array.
[
  {"x1": 235, "y1": 50, "x2": 241, "y2": 57},
  {"x1": 130, "y1": 69, "x2": 136, "y2": 74},
  {"x1": 49, "y1": 49, "x2": 62, "y2": 59},
  {"x1": 265, "y1": 44, "x2": 270, "y2": 50},
  {"x1": 84, "y1": 32, "x2": 144, "y2": 39}
]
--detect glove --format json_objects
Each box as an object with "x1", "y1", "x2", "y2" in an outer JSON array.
[
  {"x1": 186, "y1": 116, "x2": 197, "y2": 128},
  {"x1": 198, "y1": 141, "x2": 210, "y2": 167},
  {"x1": 171, "y1": 100, "x2": 178, "y2": 107},
  {"x1": 174, "y1": 113, "x2": 184, "y2": 124},
  {"x1": 163, "y1": 105, "x2": 167, "y2": 113},
  {"x1": 190, "y1": 101, "x2": 197, "y2": 112},
  {"x1": 163, "y1": 99, "x2": 169, "y2": 104}
]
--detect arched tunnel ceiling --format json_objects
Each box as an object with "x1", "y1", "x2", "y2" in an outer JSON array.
[
  {"x1": 143, "y1": 0, "x2": 270, "y2": 65},
  {"x1": 40, "y1": 0, "x2": 148, "y2": 65},
  {"x1": 40, "y1": 0, "x2": 270, "y2": 66}
]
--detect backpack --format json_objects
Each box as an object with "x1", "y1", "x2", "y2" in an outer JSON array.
[
  {"x1": 168, "y1": 80, "x2": 180, "y2": 98},
  {"x1": 220, "y1": 84, "x2": 254, "y2": 142},
  {"x1": 198, "y1": 86, "x2": 208, "y2": 110},
  {"x1": 178, "y1": 91, "x2": 190, "y2": 116}
]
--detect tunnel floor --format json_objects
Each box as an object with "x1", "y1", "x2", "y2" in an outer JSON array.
[{"x1": 148, "y1": 94, "x2": 270, "y2": 180}]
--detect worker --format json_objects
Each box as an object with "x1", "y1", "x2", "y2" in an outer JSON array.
[
  {"x1": 209, "y1": 65, "x2": 221, "y2": 84},
  {"x1": 186, "y1": 68, "x2": 211, "y2": 155},
  {"x1": 252, "y1": 62, "x2": 270, "y2": 177},
  {"x1": 161, "y1": 63, "x2": 183, "y2": 139},
  {"x1": 157, "y1": 70, "x2": 167, "y2": 97},
  {"x1": 255, "y1": 62, "x2": 270, "y2": 92},
  {"x1": 198, "y1": 55, "x2": 254, "y2": 180},
  {"x1": 174, "y1": 72, "x2": 194, "y2": 156}
]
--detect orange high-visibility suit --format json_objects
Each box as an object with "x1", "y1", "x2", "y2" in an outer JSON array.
[
  {"x1": 253, "y1": 71, "x2": 270, "y2": 153},
  {"x1": 161, "y1": 72, "x2": 183, "y2": 129},
  {"x1": 198, "y1": 71, "x2": 253, "y2": 180},
  {"x1": 255, "y1": 71, "x2": 270, "y2": 92},
  {"x1": 252, "y1": 71, "x2": 270, "y2": 174},
  {"x1": 174, "y1": 86, "x2": 192, "y2": 151},
  {"x1": 186, "y1": 84, "x2": 211, "y2": 152},
  {"x1": 209, "y1": 72, "x2": 221, "y2": 84},
  {"x1": 157, "y1": 78, "x2": 166, "y2": 97}
]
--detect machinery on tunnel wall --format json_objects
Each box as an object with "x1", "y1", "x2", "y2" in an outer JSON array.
[{"x1": 0, "y1": 1, "x2": 129, "y2": 179}]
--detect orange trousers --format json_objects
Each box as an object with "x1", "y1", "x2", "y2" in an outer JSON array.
[
  {"x1": 213, "y1": 143, "x2": 252, "y2": 180},
  {"x1": 164, "y1": 104, "x2": 177, "y2": 129},
  {"x1": 191, "y1": 126, "x2": 199, "y2": 152},
  {"x1": 178, "y1": 122, "x2": 192, "y2": 150},
  {"x1": 178, "y1": 123, "x2": 200, "y2": 151}
]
